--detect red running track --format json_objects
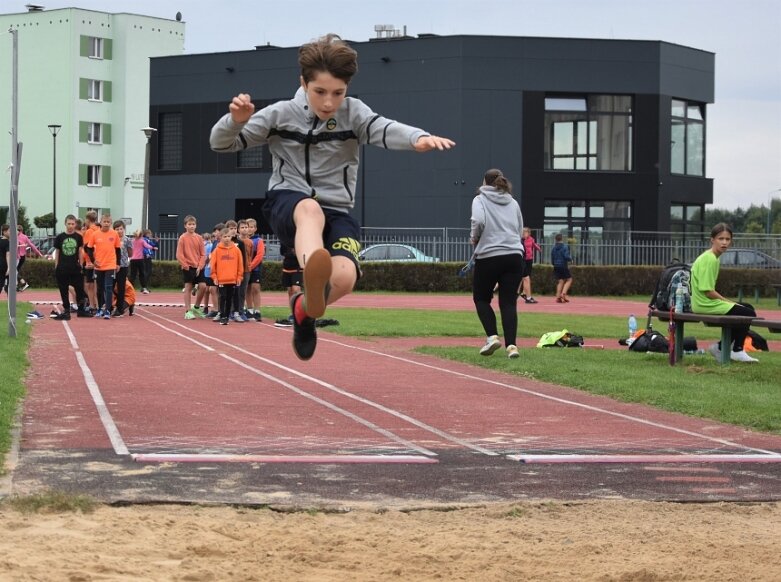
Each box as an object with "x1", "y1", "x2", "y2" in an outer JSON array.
[{"x1": 22, "y1": 303, "x2": 781, "y2": 464}]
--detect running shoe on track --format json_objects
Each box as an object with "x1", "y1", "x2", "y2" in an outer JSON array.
[{"x1": 290, "y1": 292, "x2": 317, "y2": 360}]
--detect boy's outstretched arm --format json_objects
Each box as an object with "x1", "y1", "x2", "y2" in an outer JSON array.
[{"x1": 414, "y1": 135, "x2": 456, "y2": 152}]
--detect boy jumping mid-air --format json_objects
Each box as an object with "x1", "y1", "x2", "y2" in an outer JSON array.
[{"x1": 210, "y1": 34, "x2": 454, "y2": 360}]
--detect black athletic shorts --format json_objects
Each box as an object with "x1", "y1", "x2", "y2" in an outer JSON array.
[
  {"x1": 263, "y1": 189, "x2": 362, "y2": 272},
  {"x1": 182, "y1": 266, "x2": 198, "y2": 284}
]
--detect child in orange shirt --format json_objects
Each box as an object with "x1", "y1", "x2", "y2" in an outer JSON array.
[
  {"x1": 210, "y1": 227, "x2": 244, "y2": 325},
  {"x1": 176, "y1": 215, "x2": 206, "y2": 320},
  {"x1": 85, "y1": 214, "x2": 121, "y2": 319},
  {"x1": 113, "y1": 279, "x2": 137, "y2": 316}
]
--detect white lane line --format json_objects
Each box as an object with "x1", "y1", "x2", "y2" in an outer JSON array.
[
  {"x1": 132, "y1": 453, "x2": 438, "y2": 464},
  {"x1": 220, "y1": 352, "x2": 436, "y2": 456},
  {"x1": 316, "y1": 338, "x2": 781, "y2": 457},
  {"x1": 140, "y1": 309, "x2": 498, "y2": 456},
  {"x1": 510, "y1": 454, "x2": 781, "y2": 464},
  {"x1": 62, "y1": 322, "x2": 129, "y2": 456},
  {"x1": 135, "y1": 311, "x2": 437, "y2": 457}
]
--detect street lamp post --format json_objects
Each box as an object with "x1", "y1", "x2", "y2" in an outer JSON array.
[
  {"x1": 141, "y1": 127, "x2": 157, "y2": 231},
  {"x1": 47, "y1": 124, "x2": 61, "y2": 235}
]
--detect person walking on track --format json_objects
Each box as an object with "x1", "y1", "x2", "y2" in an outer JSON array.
[{"x1": 470, "y1": 168, "x2": 524, "y2": 359}]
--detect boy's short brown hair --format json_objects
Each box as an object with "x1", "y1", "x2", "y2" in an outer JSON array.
[
  {"x1": 183, "y1": 215, "x2": 196, "y2": 225},
  {"x1": 299, "y1": 34, "x2": 358, "y2": 85}
]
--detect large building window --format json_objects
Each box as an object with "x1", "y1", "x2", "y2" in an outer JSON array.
[
  {"x1": 158, "y1": 112, "x2": 183, "y2": 171},
  {"x1": 544, "y1": 200, "x2": 633, "y2": 265},
  {"x1": 544, "y1": 95, "x2": 633, "y2": 171},
  {"x1": 671, "y1": 99, "x2": 705, "y2": 176},
  {"x1": 670, "y1": 203, "x2": 704, "y2": 240}
]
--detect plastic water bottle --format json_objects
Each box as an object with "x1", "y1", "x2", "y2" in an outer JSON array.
[
  {"x1": 628, "y1": 314, "x2": 637, "y2": 337},
  {"x1": 675, "y1": 286, "x2": 684, "y2": 313}
]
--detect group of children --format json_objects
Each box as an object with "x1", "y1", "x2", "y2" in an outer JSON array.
[
  {"x1": 175, "y1": 216, "x2": 275, "y2": 326},
  {"x1": 46, "y1": 211, "x2": 159, "y2": 320}
]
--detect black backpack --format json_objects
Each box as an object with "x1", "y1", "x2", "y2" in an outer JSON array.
[
  {"x1": 628, "y1": 329, "x2": 669, "y2": 353},
  {"x1": 649, "y1": 259, "x2": 692, "y2": 312}
]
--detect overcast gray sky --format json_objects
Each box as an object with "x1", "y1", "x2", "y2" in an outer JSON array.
[{"x1": 22, "y1": 0, "x2": 781, "y2": 210}]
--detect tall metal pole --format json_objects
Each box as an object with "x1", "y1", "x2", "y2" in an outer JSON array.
[
  {"x1": 141, "y1": 127, "x2": 157, "y2": 231},
  {"x1": 8, "y1": 27, "x2": 19, "y2": 337},
  {"x1": 48, "y1": 124, "x2": 61, "y2": 236}
]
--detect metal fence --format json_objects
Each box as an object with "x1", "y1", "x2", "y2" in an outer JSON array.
[{"x1": 142, "y1": 228, "x2": 781, "y2": 267}]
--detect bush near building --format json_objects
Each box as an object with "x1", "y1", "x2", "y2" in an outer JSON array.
[{"x1": 17, "y1": 259, "x2": 780, "y2": 297}]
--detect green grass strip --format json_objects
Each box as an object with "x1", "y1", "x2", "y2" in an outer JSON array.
[{"x1": 0, "y1": 301, "x2": 30, "y2": 475}]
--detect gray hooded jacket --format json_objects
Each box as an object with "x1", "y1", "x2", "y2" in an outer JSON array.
[
  {"x1": 470, "y1": 186, "x2": 524, "y2": 259},
  {"x1": 210, "y1": 88, "x2": 428, "y2": 212}
]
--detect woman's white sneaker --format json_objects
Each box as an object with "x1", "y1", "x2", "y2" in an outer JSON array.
[
  {"x1": 506, "y1": 345, "x2": 520, "y2": 359},
  {"x1": 730, "y1": 350, "x2": 758, "y2": 363},
  {"x1": 480, "y1": 335, "x2": 502, "y2": 356}
]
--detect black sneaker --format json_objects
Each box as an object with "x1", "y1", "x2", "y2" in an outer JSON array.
[
  {"x1": 219, "y1": 317, "x2": 229, "y2": 325},
  {"x1": 275, "y1": 315, "x2": 294, "y2": 327},
  {"x1": 290, "y1": 292, "x2": 317, "y2": 360},
  {"x1": 76, "y1": 308, "x2": 92, "y2": 318},
  {"x1": 111, "y1": 309, "x2": 124, "y2": 318},
  {"x1": 128, "y1": 305, "x2": 135, "y2": 316},
  {"x1": 53, "y1": 311, "x2": 71, "y2": 320}
]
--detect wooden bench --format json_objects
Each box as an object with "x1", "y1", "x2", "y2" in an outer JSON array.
[
  {"x1": 751, "y1": 318, "x2": 781, "y2": 334},
  {"x1": 649, "y1": 310, "x2": 755, "y2": 365}
]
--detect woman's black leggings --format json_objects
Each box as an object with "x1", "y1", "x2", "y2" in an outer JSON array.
[
  {"x1": 472, "y1": 253, "x2": 524, "y2": 347},
  {"x1": 724, "y1": 302, "x2": 757, "y2": 352}
]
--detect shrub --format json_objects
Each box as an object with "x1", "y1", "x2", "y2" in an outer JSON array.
[{"x1": 13, "y1": 259, "x2": 781, "y2": 297}]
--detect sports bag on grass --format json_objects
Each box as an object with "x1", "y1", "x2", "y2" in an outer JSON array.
[
  {"x1": 628, "y1": 329, "x2": 669, "y2": 353},
  {"x1": 537, "y1": 329, "x2": 585, "y2": 348}
]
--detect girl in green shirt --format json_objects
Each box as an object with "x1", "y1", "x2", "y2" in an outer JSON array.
[{"x1": 691, "y1": 223, "x2": 758, "y2": 363}]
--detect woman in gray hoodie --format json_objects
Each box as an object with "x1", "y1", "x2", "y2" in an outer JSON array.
[{"x1": 470, "y1": 169, "x2": 524, "y2": 359}]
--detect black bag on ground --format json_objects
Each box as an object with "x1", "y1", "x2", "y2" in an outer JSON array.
[
  {"x1": 747, "y1": 329, "x2": 769, "y2": 351},
  {"x1": 649, "y1": 259, "x2": 692, "y2": 312},
  {"x1": 628, "y1": 329, "x2": 669, "y2": 353}
]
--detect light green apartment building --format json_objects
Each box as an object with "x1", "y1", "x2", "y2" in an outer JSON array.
[{"x1": 0, "y1": 6, "x2": 184, "y2": 233}]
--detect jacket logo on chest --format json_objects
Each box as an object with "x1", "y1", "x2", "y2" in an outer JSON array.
[{"x1": 326, "y1": 118, "x2": 337, "y2": 130}]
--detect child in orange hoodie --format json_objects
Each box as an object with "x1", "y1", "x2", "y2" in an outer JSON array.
[
  {"x1": 114, "y1": 279, "x2": 137, "y2": 316},
  {"x1": 210, "y1": 227, "x2": 244, "y2": 325}
]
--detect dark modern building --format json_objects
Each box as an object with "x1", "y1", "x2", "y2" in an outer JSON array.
[{"x1": 147, "y1": 35, "x2": 713, "y2": 240}]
